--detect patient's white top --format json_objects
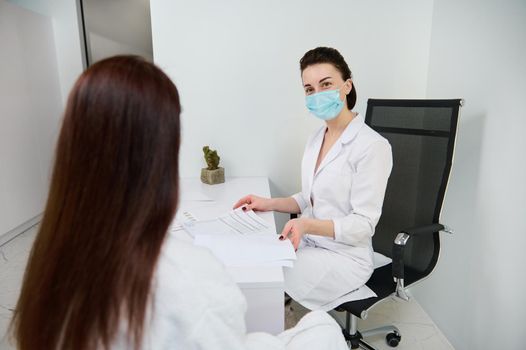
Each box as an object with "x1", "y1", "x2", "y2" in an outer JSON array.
[{"x1": 112, "y1": 234, "x2": 348, "y2": 350}]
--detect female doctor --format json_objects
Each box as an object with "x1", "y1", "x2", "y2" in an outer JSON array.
[{"x1": 234, "y1": 47, "x2": 392, "y2": 311}]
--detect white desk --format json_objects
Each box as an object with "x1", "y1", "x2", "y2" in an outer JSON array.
[{"x1": 176, "y1": 177, "x2": 284, "y2": 334}]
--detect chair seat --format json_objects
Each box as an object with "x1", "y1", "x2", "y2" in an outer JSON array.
[{"x1": 336, "y1": 265, "x2": 424, "y2": 318}]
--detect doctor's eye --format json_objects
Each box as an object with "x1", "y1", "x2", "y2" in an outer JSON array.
[
  {"x1": 304, "y1": 87, "x2": 314, "y2": 95},
  {"x1": 321, "y1": 81, "x2": 332, "y2": 89}
]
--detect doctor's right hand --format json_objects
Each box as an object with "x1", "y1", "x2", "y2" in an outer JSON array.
[
  {"x1": 280, "y1": 218, "x2": 307, "y2": 250},
  {"x1": 233, "y1": 194, "x2": 273, "y2": 212}
]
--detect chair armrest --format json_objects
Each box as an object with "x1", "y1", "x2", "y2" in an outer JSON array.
[
  {"x1": 392, "y1": 223, "x2": 449, "y2": 279},
  {"x1": 400, "y1": 223, "x2": 445, "y2": 237},
  {"x1": 391, "y1": 223, "x2": 452, "y2": 300}
]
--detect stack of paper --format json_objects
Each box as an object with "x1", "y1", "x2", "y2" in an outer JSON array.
[{"x1": 183, "y1": 208, "x2": 296, "y2": 267}]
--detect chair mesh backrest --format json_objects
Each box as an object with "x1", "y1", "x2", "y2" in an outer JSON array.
[{"x1": 366, "y1": 99, "x2": 461, "y2": 275}]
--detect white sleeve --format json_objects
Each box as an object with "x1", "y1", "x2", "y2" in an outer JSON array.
[
  {"x1": 276, "y1": 311, "x2": 348, "y2": 350},
  {"x1": 187, "y1": 306, "x2": 249, "y2": 350},
  {"x1": 291, "y1": 192, "x2": 309, "y2": 213},
  {"x1": 160, "y1": 240, "x2": 250, "y2": 350},
  {"x1": 244, "y1": 311, "x2": 347, "y2": 350},
  {"x1": 332, "y1": 140, "x2": 393, "y2": 246}
]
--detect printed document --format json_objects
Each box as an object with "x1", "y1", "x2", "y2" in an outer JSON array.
[{"x1": 183, "y1": 208, "x2": 296, "y2": 267}]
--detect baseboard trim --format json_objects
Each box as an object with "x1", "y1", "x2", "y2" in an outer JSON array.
[{"x1": 0, "y1": 214, "x2": 42, "y2": 247}]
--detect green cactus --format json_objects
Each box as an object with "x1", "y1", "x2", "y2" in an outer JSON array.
[{"x1": 203, "y1": 146, "x2": 220, "y2": 170}]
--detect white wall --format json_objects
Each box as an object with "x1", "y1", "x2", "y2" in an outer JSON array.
[
  {"x1": 410, "y1": 0, "x2": 526, "y2": 349},
  {"x1": 50, "y1": 0, "x2": 85, "y2": 103},
  {"x1": 0, "y1": 0, "x2": 63, "y2": 234},
  {"x1": 8, "y1": 0, "x2": 85, "y2": 104},
  {"x1": 1, "y1": 0, "x2": 84, "y2": 237},
  {"x1": 151, "y1": 0, "x2": 434, "y2": 227}
]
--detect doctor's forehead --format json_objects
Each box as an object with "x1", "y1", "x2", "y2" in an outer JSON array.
[{"x1": 302, "y1": 63, "x2": 341, "y2": 85}]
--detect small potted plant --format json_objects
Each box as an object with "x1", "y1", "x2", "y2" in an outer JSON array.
[{"x1": 201, "y1": 146, "x2": 225, "y2": 185}]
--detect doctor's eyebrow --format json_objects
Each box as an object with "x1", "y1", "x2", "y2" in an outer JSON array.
[{"x1": 303, "y1": 76, "x2": 333, "y2": 87}]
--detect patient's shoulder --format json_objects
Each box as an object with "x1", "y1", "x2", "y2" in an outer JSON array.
[{"x1": 159, "y1": 236, "x2": 234, "y2": 287}]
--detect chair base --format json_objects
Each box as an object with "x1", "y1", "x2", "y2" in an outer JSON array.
[{"x1": 340, "y1": 312, "x2": 401, "y2": 349}]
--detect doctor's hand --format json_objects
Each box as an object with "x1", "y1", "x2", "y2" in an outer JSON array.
[
  {"x1": 233, "y1": 194, "x2": 273, "y2": 212},
  {"x1": 280, "y1": 218, "x2": 308, "y2": 250}
]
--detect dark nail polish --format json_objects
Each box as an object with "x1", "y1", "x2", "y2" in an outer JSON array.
[
  {"x1": 279, "y1": 236, "x2": 284, "y2": 240},
  {"x1": 242, "y1": 206, "x2": 246, "y2": 211}
]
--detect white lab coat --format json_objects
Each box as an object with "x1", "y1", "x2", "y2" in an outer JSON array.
[
  {"x1": 112, "y1": 234, "x2": 348, "y2": 350},
  {"x1": 286, "y1": 113, "x2": 392, "y2": 310}
]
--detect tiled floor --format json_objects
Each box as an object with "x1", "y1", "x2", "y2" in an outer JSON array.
[
  {"x1": 0, "y1": 226, "x2": 36, "y2": 349},
  {"x1": 0, "y1": 226, "x2": 454, "y2": 349},
  {"x1": 286, "y1": 298, "x2": 454, "y2": 350}
]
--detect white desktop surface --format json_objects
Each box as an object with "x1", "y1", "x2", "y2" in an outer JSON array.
[{"x1": 177, "y1": 177, "x2": 284, "y2": 334}]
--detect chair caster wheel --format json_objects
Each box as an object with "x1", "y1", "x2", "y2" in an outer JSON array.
[{"x1": 386, "y1": 332, "x2": 401, "y2": 347}]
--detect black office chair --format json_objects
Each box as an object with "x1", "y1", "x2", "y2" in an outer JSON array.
[{"x1": 335, "y1": 98, "x2": 463, "y2": 349}]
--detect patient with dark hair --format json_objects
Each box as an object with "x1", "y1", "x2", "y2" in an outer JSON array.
[{"x1": 10, "y1": 55, "x2": 347, "y2": 350}]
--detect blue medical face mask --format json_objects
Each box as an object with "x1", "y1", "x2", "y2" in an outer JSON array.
[{"x1": 305, "y1": 86, "x2": 345, "y2": 121}]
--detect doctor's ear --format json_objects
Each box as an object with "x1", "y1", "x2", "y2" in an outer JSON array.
[{"x1": 344, "y1": 79, "x2": 353, "y2": 95}]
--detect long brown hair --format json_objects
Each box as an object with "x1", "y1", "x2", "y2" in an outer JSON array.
[{"x1": 11, "y1": 56, "x2": 181, "y2": 349}]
